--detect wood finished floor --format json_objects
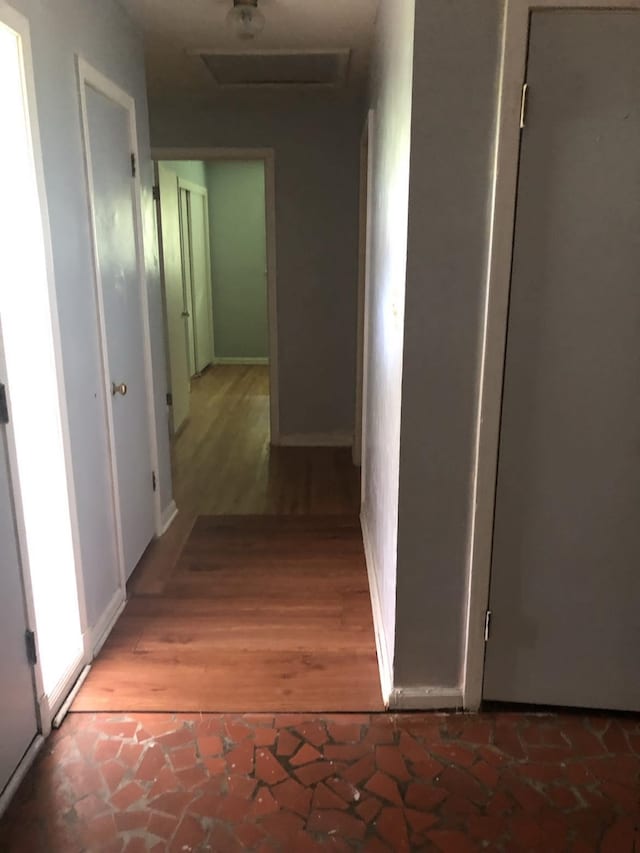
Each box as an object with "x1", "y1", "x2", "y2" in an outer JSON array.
[{"x1": 74, "y1": 366, "x2": 382, "y2": 712}]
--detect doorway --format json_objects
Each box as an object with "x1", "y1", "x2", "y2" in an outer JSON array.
[{"x1": 482, "y1": 9, "x2": 640, "y2": 712}]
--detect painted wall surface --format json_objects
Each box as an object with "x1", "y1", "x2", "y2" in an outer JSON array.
[
  {"x1": 8, "y1": 0, "x2": 172, "y2": 629},
  {"x1": 150, "y1": 92, "x2": 362, "y2": 438},
  {"x1": 206, "y1": 161, "x2": 268, "y2": 360},
  {"x1": 164, "y1": 159, "x2": 207, "y2": 191},
  {"x1": 394, "y1": 0, "x2": 502, "y2": 689},
  {"x1": 361, "y1": 0, "x2": 416, "y2": 680}
]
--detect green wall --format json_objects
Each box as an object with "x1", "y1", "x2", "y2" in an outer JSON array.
[
  {"x1": 206, "y1": 161, "x2": 268, "y2": 360},
  {"x1": 163, "y1": 160, "x2": 207, "y2": 191}
]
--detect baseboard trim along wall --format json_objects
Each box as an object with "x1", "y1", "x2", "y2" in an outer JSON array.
[
  {"x1": 90, "y1": 590, "x2": 126, "y2": 658},
  {"x1": 212, "y1": 357, "x2": 269, "y2": 366},
  {"x1": 278, "y1": 432, "x2": 353, "y2": 448},
  {"x1": 160, "y1": 500, "x2": 178, "y2": 536},
  {"x1": 0, "y1": 736, "x2": 45, "y2": 820},
  {"x1": 361, "y1": 507, "x2": 393, "y2": 707},
  {"x1": 389, "y1": 686, "x2": 464, "y2": 711}
]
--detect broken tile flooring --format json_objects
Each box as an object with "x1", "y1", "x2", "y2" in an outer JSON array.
[{"x1": 0, "y1": 711, "x2": 638, "y2": 851}]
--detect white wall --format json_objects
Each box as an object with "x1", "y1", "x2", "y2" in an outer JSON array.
[
  {"x1": 150, "y1": 92, "x2": 363, "y2": 440},
  {"x1": 361, "y1": 0, "x2": 416, "y2": 685},
  {"x1": 7, "y1": 0, "x2": 172, "y2": 630},
  {"x1": 395, "y1": 0, "x2": 503, "y2": 693}
]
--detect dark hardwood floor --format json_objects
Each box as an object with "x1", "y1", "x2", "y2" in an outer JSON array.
[{"x1": 73, "y1": 366, "x2": 383, "y2": 712}]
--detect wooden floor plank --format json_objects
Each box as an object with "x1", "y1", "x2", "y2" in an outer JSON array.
[{"x1": 73, "y1": 367, "x2": 382, "y2": 713}]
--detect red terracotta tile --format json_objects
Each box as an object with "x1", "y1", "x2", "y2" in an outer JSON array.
[
  {"x1": 375, "y1": 807, "x2": 410, "y2": 853},
  {"x1": 203, "y1": 756, "x2": 226, "y2": 776},
  {"x1": 365, "y1": 771, "x2": 403, "y2": 806},
  {"x1": 169, "y1": 744, "x2": 198, "y2": 771},
  {"x1": 122, "y1": 838, "x2": 147, "y2": 853},
  {"x1": 356, "y1": 795, "x2": 383, "y2": 823},
  {"x1": 176, "y1": 764, "x2": 209, "y2": 789},
  {"x1": 255, "y1": 748, "x2": 288, "y2": 784},
  {"x1": 437, "y1": 765, "x2": 488, "y2": 805},
  {"x1": 342, "y1": 753, "x2": 376, "y2": 786},
  {"x1": 375, "y1": 745, "x2": 411, "y2": 781},
  {"x1": 114, "y1": 809, "x2": 150, "y2": 831},
  {"x1": 427, "y1": 829, "x2": 479, "y2": 852},
  {"x1": 218, "y1": 793, "x2": 255, "y2": 822},
  {"x1": 470, "y1": 760, "x2": 500, "y2": 789},
  {"x1": 405, "y1": 781, "x2": 448, "y2": 811},
  {"x1": 312, "y1": 781, "x2": 349, "y2": 811},
  {"x1": 294, "y1": 721, "x2": 329, "y2": 748},
  {"x1": 451, "y1": 720, "x2": 494, "y2": 745},
  {"x1": 259, "y1": 810, "x2": 305, "y2": 844},
  {"x1": 157, "y1": 727, "x2": 194, "y2": 749},
  {"x1": 226, "y1": 741, "x2": 255, "y2": 775},
  {"x1": 251, "y1": 785, "x2": 280, "y2": 817},
  {"x1": 169, "y1": 814, "x2": 207, "y2": 853},
  {"x1": 327, "y1": 722, "x2": 363, "y2": 743},
  {"x1": 197, "y1": 734, "x2": 224, "y2": 756},
  {"x1": 148, "y1": 765, "x2": 182, "y2": 798},
  {"x1": 189, "y1": 791, "x2": 223, "y2": 817},
  {"x1": 149, "y1": 790, "x2": 194, "y2": 818},
  {"x1": 147, "y1": 810, "x2": 179, "y2": 840},
  {"x1": 430, "y1": 743, "x2": 476, "y2": 768},
  {"x1": 271, "y1": 777, "x2": 312, "y2": 817},
  {"x1": 602, "y1": 721, "x2": 630, "y2": 754},
  {"x1": 254, "y1": 728, "x2": 278, "y2": 747},
  {"x1": 94, "y1": 739, "x2": 121, "y2": 763},
  {"x1": 98, "y1": 720, "x2": 139, "y2": 740},
  {"x1": 118, "y1": 742, "x2": 144, "y2": 769},
  {"x1": 110, "y1": 780, "x2": 145, "y2": 811},
  {"x1": 290, "y1": 743, "x2": 322, "y2": 766},
  {"x1": 467, "y1": 814, "x2": 509, "y2": 844},
  {"x1": 74, "y1": 793, "x2": 110, "y2": 822},
  {"x1": 294, "y1": 761, "x2": 336, "y2": 786},
  {"x1": 63, "y1": 759, "x2": 104, "y2": 795},
  {"x1": 307, "y1": 809, "x2": 366, "y2": 840},
  {"x1": 136, "y1": 743, "x2": 166, "y2": 781},
  {"x1": 276, "y1": 729, "x2": 301, "y2": 756},
  {"x1": 225, "y1": 720, "x2": 252, "y2": 742},
  {"x1": 234, "y1": 822, "x2": 266, "y2": 848},
  {"x1": 326, "y1": 775, "x2": 362, "y2": 804},
  {"x1": 404, "y1": 807, "x2": 439, "y2": 834},
  {"x1": 323, "y1": 743, "x2": 370, "y2": 761},
  {"x1": 79, "y1": 813, "x2": 118, "y2": 848}
]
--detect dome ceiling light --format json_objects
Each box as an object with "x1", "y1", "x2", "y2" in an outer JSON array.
[{"x1": 226, "y1": 0, "x2": 266, "y2": 41}]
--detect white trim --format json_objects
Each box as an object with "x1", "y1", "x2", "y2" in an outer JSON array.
[
  {"x1": 152, "y1": 147, "x2": 280, "y2": 444},
  {"x1": 213, "y1": 357, "x2": 269, "y2": 366},
  {"x1": 90, "y1": 590, "x2": 127, "y2": 658},
  {"x1": 52, "y1": 665, "x2": 91, "y2": 730},
  {"x1": 462, "y1": 0, "x2": 640, "y2": 711},
  {"x1": 44, "y1": 653, "x2": 86, "y2": 721},
  {"x1": 361, "y1": 506, "x2": 392, "y2": 706},
  {"x1": 390, "y1": 686, "x2": 463, "y2": 711},
  {"x1": 358, "y1": 110, "x2": 375, "y2": 489},
  {"x1": 77, "y1": 58, "x2": 161, "y2": 619},
  {"x1": 177, "y1": 177, "x2": 216, "y2": 373},
  {"x1": 0, "y1": 735, "x2": 44, "y2": 819},
  {"x1": 0, "y1": 4, "x2": 88, "y2": 733},
  {"x1": 279, "y1": 432, "x2": 352, "y2": 448},
  {"x1": 160, "y1": 500, "x2": 178, "y2": 536}
]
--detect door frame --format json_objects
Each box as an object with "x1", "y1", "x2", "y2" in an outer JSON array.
[
  {"x1": 153, "y1": 147, "x2": 280, "y2": 445},
  {"x1": 77, "y1": 58, "x2": 162, "y2": 626},
  {"x1": 463, "y1": 0, "x2": 640, "y2": 709},
  {"x1": 177, "y1": 177, "x2": 216, "y2": 373},
  {"x1": 354, "y1": 110, "x2": 374, "y2": 475}
]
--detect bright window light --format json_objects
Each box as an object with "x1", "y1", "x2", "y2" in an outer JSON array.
[{"x1": 0, "y1": 21, "x2": 83, "y2": 699}]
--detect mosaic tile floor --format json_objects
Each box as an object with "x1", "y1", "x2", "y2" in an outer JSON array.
[{"x1": 0, "y1": 711, "x2": 638, "y2": 851}]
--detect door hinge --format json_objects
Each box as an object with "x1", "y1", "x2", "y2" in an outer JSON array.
[
  {"x1": 131, "y1": 153, "x2": 137, "y2": 178},
  {"x1": 484, "y1": 610, "x2": 492, "y2": 642},
  {"x1": 166, "y1": 392, "x2": 173, "y2": 406},
  {"x1": 152, "y1": 471, "x2": 157, "y2": 492},
  {"x1": 25, "y1": 629, "x2": 37, "y2": 665},
  {"x1": 520, "y1": 82, "x2": 529, "y2": 130},
  {"x1": 153, "y1": 184, "x2": 160, "y2": 202},
  {"x1": 0, "y1": 383, "x2": 9, "y2": 425}
]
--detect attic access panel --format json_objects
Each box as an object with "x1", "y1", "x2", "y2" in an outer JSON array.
[{"x1": 198, "y1": 49, "x2": 351, "y2": 88}]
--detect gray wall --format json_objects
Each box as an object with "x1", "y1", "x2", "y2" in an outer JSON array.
[
  {"x1": 150, "y1": 92, "x2": 362, "y2": 439},
  {"x1": 207, "y1": 161, "x2": 269, "y2": 360},
  {"x1": 9, "y1": 0, "x2": 172, "y2": 629},
  {"x1": 394, "y1": 0, "x2": 502, "y2": 689},
  {"x1": 361, "y1": 0, "x2": 416, "y2": 680}
]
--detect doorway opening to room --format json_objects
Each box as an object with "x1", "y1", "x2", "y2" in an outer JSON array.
[{"x1": 154, "y1": 152, "x2": 277, "y2": 517}]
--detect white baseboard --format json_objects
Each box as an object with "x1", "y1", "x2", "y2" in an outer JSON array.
[
  {"x1": 390, "y1": 685, "x2": 464, "y2": 711},
  {"x1": 360, "y1": 507, "x2": 393, "y2": 707},
  {"x1": 213, "y1": 357, "x2": 269, "y2": 365},
  {"x1": 160, "y1": 500, "x2": 178, "y2": 536},
  {"x1": 279, "y1": 432, "x2": 353, "y2": 448},
  {"x1": 0, "y1": 735, "x2": 45, "y2": 819},
  {"x1": 89, "y1": 589, "x2": 126, "y2": 657}
]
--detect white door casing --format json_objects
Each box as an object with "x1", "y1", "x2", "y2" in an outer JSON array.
[{"x1": 78, "y1": 59, "x2": 159, "y2": 588}]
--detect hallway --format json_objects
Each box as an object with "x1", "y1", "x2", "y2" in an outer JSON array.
[{"x1": 73, "y1": 366, "x2": 382, "y2": 713}]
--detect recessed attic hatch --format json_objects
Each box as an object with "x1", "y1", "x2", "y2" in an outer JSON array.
[{"x1": 196, "y1": 49, "x2": 351, "y2": 89}]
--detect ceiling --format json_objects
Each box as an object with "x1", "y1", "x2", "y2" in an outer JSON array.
[{"x1": 117, "y1": 0, "x2": 379, "y2": 101}]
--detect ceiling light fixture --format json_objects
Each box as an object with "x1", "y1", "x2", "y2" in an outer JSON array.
[{"x1": 226, "y1": 0, "x2": 266, "y2": 41}]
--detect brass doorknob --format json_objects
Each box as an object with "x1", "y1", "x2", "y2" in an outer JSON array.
[{"x1": 111, "y1": 382, "x2": 128, "y2": 396}]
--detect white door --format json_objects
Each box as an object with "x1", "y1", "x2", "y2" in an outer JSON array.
[
  {"x1": 179, "y1": 188, "x2": 197, "y2": 377},
  {"x1": 189, "y1": 191, "x2": 214, "y2": 373},
  {"x1": 157, "y1": 165, "x2": 190, "y2": 433},
  {"x1": 484, "y1": 10, "x2": 640, "y2": 711},
  {"x1": 83, "y1": 82, "x2": 155, "y2": 578},
  {"x1": 0, "y1": 376, "x2": 38, "y2": 794}
]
